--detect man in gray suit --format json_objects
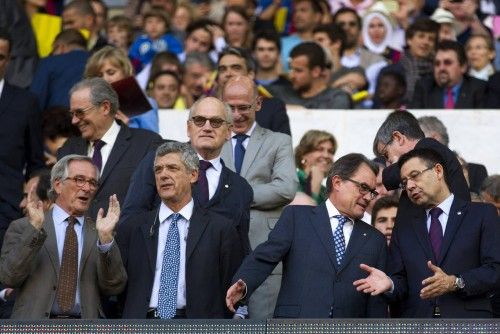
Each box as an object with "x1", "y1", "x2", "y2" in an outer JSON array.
[
  {"x1": 0, "y1": 155, "x2": 127, "y2": 319},
  {"x1": 221, "y1": 76, "x2": 297, "y2": 319}
]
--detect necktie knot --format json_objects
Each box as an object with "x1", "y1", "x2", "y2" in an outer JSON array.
[
  {"x1": 67, "y1": 216, "x2": 77, "y2": 227},
  {"x1": 234, "y1": 134, "x2": 248, "y2": 144},
  {"x1": 334, "y1": 215, "x2": 350, "y2": 226},
  {"x1": 430, "y1": 207, "x2": 443, "y2": 220},
  {"x1": 199, "y1": 160, "x2": 212, "y2": 171},
  {"x1": 93, "y1": 139, "x2": 105, "y2": 151},
  {"x1": 169, "y1": 213, "x2": 181, "y2": 225}
]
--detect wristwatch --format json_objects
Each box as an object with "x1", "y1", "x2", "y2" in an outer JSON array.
[{"x1": 454, "y1": 276, "x2": 465, "y2": 290}]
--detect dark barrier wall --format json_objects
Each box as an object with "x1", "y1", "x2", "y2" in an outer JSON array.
[{"x1": 2, "y1": 319, "x2": 500, "y2": 333}]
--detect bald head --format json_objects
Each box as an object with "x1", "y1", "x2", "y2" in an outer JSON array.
[{"x1": 221, "y1": 76, "x2": 261, "y2": 135}]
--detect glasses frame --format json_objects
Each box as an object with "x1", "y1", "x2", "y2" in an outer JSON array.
[
  {"x1": 69, "y1": 104, "x2": 98, "y2": 119},
  {"x1": 190, "y1": 116, "x2": 228, "y2": 128},
  {"x1": 345, "y1": 178, "x2": 379, "y2": 200},
  {"x1": 228, "y1": 104, "x2": 254, "y2": 113},
  {"x1": 64, "y1": 176, "x2": 99, "y2": 190},
  {"x1": 400, "y1": 165, "x2": 436, "y2": 190}
]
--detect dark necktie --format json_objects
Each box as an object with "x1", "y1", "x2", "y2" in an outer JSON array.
[
  {"x1": 429, "y1": 207, "x2": 444, "y2": 260},
  {"x1": 92, "y1": 139, "x2": 106, "y2": 172},
  {"x1": 158, "y1": 213, "x2": 181, "y2": 319},
  {"x1": 333, "y1": 215, "x2": 348, "y2": 265},
  {"x1": 197, "y1": 160, "x2": 212, "y2": 205},
  {"x1": 445, "y1": 88, "x2": 454, "y2": 109},
  {"x1": 56, "y1": 216, "x2": 78, "y2": 313},
  {"x1": 234, "y1": 134, "x2": 248, "y2": 175}
]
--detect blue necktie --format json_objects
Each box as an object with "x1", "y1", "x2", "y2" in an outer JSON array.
[
  {"x1": 197, "y1": 160, "x2": 212, "y2": 205},
  {"x1": 157, "y1": 213, "x2": 181, "y2": 319},
  {"x1": 333, "y1": 215, "x2": 348, "y2": 265},
  {"x1": 234, "y1": 134, "x2": 248, "y2": 174},
  {"x1": 429, "y1": 207, "x2": 443, "y2": 260}
]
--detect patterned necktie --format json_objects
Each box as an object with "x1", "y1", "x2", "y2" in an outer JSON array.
[
  {"x1": 234, "y1": 134, "x2": 248, "y2": 175},
  {"x1": 445, "y1": 88, "x2": 455, "y2": 109},
  {"x1": 158, "y1": 213, "x2": 181, "y2": 319},
  {"x1": 429, "y1": 207, "x2": 444, "y2": 260},
  {"x1": 197, "y1": 160, "x2": 212, "y2": 205},
  {"x1": 92, "y1": 139, "x2": 106, "y2": 172},
  {"x1": 56, "y1": 216, "x2": 78, "y2": 313},
  {"x1": 333, "y1": 215, "x2": 348, "y2": 266}
]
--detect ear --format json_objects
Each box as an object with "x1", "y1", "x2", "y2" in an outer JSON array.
[
  {"x1": 190, "y1": 169, "x2": 199, "y2": 184},
  {"x1": 53, "y1": 178, "x2": 63, "y2": 196},
  {"x1": 330, "y1": 175, "x2": 343, "y2": 192},
  {"x1": 434, "y1": 163, "x2": 445, "y2": 181},
  {"x1": 254, "y1": 95, "x2": 262, "y2": 113},
  {"x1": 186, "y1": 120, "x2": 192, "y2": 140},
  {"x1": 312, "y1": 66, "x2": 322, "y2": 79},
  {"x1": 101, "y1": 100, "x2": 112, "y2": 116},
  {"x1": 392, "y1": 131, "x2": 406, "y2": 146},
  {"x1": 225, "y1": 124, "x2": 232, "y2": 141},
  {"x1": 248, "y1": 70, "x2": 255, "y2": 80}
]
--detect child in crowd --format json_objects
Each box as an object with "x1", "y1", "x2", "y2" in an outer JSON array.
[
  {"x1": 128, "y1": 9, "x2": 183, "y2": 72},
  {"x1": 107, "y1": 15, "x2": 134, "y2": 53},
  {"x1": 373, "y1": 69, "x2": 407, "y2": 109}
]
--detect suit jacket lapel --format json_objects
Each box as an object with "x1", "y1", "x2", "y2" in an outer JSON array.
[
  {"x1": 100, "y1": 125, "x2": 130, "y2": 185},
  {"x1": 79, "y1": 217, "x2": 97, "y2": 277},
  {"x1": 411, "y1": 209, "x2": 436, "y2": 263},
  {"x1": 339, "y1": 220, "x2": 369, "y2": 273},
  {"x1": 141, "y1": 210, "x2": 160, "y2": 274},
  {"x1": 42, "y1": 210, "x2": 60, "y2": 276},
  {"x1": 0, "y1": 84, "x2": 14, "y2": 118},
  {"x1": 439, "y1": 198, "x2": 467, "y2": 265},
  {"x1": 241, "y1": 124, "x2": 264, "y2": 177},
  {"x1": 221, "y1": 142, "x2": 235, "y2": 171},
  {"x1": 310, "y1": 204, "x2": 338, "y2": 271},
  {"x1": 186, "y1": 206, "x2": 209, "y2": 261}
]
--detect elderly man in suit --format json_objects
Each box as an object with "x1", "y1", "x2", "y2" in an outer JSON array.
[
  {"x1": 57, "y1": 77, "x2": 163, "y2": 219},
  {"x1": 117, "y1": 142, "x2": 243, "y2": 319},
  {"x1": 226, "y1": 153, "x2": 388, "y2": 318},
  {"x1": 0, "y1": 29, "x2": 45, "y2": 249},
  {"x1": 220, "y1": 76, "x2": 297, "y2": 319},
  {"x1": 0, "y1": 155, "x2": 127, "y2": 319},
  {"x1": 354, "y1": 148, "x2": 500, "y2": 317},
  {"x1": 121, "y1": 96, "x2": 253, "y2": 255},
  {"x1": 410, "y1": 40, "x2": 486, "y2": 109}
]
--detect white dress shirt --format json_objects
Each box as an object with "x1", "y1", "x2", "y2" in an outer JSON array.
[
  {"x1": 231, "y1": 121, "x2": 257, "y2": 155},
  {"x1": 87, "y1": 120, "x2": 121, "y2": 174},
  {"x1": 198, "y1": 154, "x2": 222, "y2": 200},
  {"x1": 425, "y1": 193, "x2": 454, "y2": 235},
  {"x1": 325, "y1": 198, "x2": 355, "y2": 247},
  {"x1": 149, "y1": 200, "x2": 194, "y2": 309},
  {"x1": 0, "y1": 78, "x2": 5, "y2": 97}
]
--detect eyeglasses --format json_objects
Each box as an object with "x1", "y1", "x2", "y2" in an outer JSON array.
[
  {"x1": 228, "y1": 104, "x2": 253, "y2": 113},
  {"x1": 64, "y1": 176, "x2": 99, "y2": 190},
  {"x1": 434, "y1": 59, "x2": 454, "y2": 67},
  {"x1": 379, "y1": 139, "x2": 393, "y2": 160},
  {"x1": 69, "y1": 105, "x2": 98, "y2": 119},
  {"x1": 190, "y1": 116, "x2": 228, "y2": 128},
  {"x1": 345, "y1": 178, "x2": 379, "y2": 200},
  {"x1": 400, "y1": 165, "x2": 435, "y2": 190}
]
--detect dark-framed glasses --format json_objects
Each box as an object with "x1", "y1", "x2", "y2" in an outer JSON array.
[
  {"x1": 69, "y1": 105, "x2": 98, "y2": 119},
  {"x1": 400, "y1": 165, "x2": 435, "y2": 190},
  {"x1": 190, "y1": 116, "x2": 228, "y2": 128},
  {"x1": 64, "y1": 176, "x2": 99, "y2": 190},
  {"x1": 346, "y1": 178, "x2": 379, "y2": 200}
]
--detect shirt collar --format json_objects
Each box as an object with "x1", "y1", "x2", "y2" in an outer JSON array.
[
  {"x1": 159, "y1": 199, "x2": 194, "y2": 223},
  {"x1": 52, "y1": 204, "x2": 84, "y2": 225},
  {"x1": 426, "y1": 193, "x2": 454, "y2": 218},
  {"x1": 0, "y1": 79, "x2": 4, "y2": 97},
  {"x1": 197, "y1": 154, "x2": 222, "y2": 172},
  {"x1": 98, "y1": 120, "x2": 120, "y2": 146},
  {"x1": 232, "y1": 121, "x2": 256, "y2": 138},
  {"x1": 325, "y1": 198, "x2": 354, "y2": 223}
]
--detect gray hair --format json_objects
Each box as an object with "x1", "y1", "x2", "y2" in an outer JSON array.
[
  {"x1": 481, "y1": 175, "x2": 500, "y2": 200},
  {"x1": 49, "y1": 155, "x2": 99, "y2": 199},
  {"x1": 184, "y1": 52, "x2": 215, "y2": 71},
  {"x1": 418, "y1": 116, "x2": 449, "y2": 146},
  {"x1": 326, "y1": 153, "x2": 379, "y2": 194},
  {"x1": 188, "y1": 97, "x2": 233, "y2": 124},
  {"x1": 372, "y1": 110, "x2": 425, "y2": 157},
  {"x1": 70, "y1": 77, "x2": 119, "y2": 115},
  {"x1": 154, "y1": 142, "x2": 199, "y2": 172}
]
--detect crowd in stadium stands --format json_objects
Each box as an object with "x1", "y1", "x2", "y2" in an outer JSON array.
[{"x1": 0, "y1": 0, "x2": 499, "y2": 321}]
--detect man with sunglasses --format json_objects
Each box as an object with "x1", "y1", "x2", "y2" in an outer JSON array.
[
  {"x1": 0, "y1": 155, "x2": 127, "y2": 319},
  {"x1": 57, "y1": 78, "x2": 163, "y2": 221},
  {"x1": 354, "y1": 148, "x2": 500, "y2": 318},
  {"x1": 226, "y1": 153, "x2": 388, "y2": 318},
  {"x1": 411, "y1": 40, "x2": 486, "y2": 109}
]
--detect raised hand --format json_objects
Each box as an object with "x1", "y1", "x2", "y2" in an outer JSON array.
[
  {"x1": 226, "y1": 279, "x2": 246, "y2": 313},
  {"x1": 26, "y1": 184, "x2": 45, "y2": 230},
  {"x1": 420, "y1": 261, "x2": 455, "y2": 299},
  {"x1": 353, "y1": 264, "x2": 392, "y2": 295},
  {"x1": 96, "y1": 194, "x2": 120, "y2": 244}
]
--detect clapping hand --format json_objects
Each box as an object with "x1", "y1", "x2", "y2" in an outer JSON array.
[{"x1": 96, "y1": 194, "x2": 120, "y2": 244}]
